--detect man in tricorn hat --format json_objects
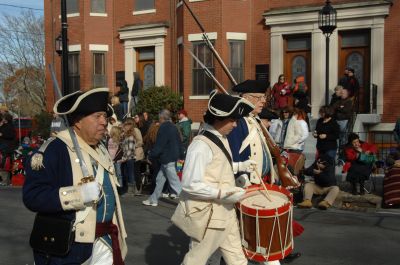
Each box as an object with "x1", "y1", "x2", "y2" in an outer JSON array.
[
  {"x1": 23, "y1": 88, "x2": 127, "y2": 265},
  {"x1": 226, "y1": 80, "x2": 293, "y2": 265},
  {"x1": 228, "y1": 80, "x2": 278, "y2": 187},
  {"x1": 178, "y1": 92, "x2": 256, "y2": 265}
]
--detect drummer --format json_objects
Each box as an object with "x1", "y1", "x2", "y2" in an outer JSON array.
[{"x1": 180, "y1": 91, "x2": 257, "y2": 265}]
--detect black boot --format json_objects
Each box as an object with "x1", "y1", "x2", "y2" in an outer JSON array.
[{"x1": 282, "y1": 252, "x2": 301, "y2": 263}]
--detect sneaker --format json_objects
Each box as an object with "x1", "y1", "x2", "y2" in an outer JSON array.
[
  {"x1": 142, "y1": 200, "x2": 158, "y2": 207},
  {"x1": 318, "y1": 200, "x2": 331, "y2": 210},
  {"x1": 169, "y1": 194, "x2": 179, "y2": 199},
  {"x1": 297, "y1": 199, "x2": 312, "y2": 208},
  {"x1": 161, "y1": 193, "x2": 170, "y2": 198}
]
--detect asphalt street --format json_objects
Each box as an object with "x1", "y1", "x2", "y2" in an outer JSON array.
[{"x1": 1, "y1": 186, "x2": 400, "y2": 265}]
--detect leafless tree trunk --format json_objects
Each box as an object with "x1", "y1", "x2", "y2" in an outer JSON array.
[{"x1": 0, "y1": 10, "x2": 45, "y2": 117}]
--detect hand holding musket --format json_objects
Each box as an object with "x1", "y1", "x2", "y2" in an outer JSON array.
[{"x1": 257, "y1": 120, "x2": 300, "y2": 188}]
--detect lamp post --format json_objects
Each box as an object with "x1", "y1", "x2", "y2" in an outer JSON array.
[{"x1": 319, "y1": 0, "x2": 337, "y2": 105}]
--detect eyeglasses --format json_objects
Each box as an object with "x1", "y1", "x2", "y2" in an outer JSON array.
[{"x1": 247, "y1": 94, "x2": 267, "y2": 101}]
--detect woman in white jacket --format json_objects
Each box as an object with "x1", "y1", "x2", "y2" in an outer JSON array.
[
  {"x1": 283, "y1": 108, "x2": 309, "y2": 152},
  {"x1": 269, "y1": 107, "x2": 292, "y2": 148}
]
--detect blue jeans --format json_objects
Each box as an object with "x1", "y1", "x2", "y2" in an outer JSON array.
[
  {"x1": 114, "y1": 161, "x2": 123, "y2": 186},
  {"x1": 124, "y1": 159, "x2": 135, "y2": 185},
  {"x1": 121, "y1": 102, "x2": 128, "y2": 118},
  {"x1": 149, "y1": 162, "x2": 182, "y2": 203},
  {"x1": 337, "y1": 119, "x2": 349, "y2": 147}
]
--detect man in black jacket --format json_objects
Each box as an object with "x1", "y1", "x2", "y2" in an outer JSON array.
[
  {"x1": 297, "y1": 154, "x2": 339, "y2": 210},
  {"x1": 142, "y1": 109, "x2": 184, "y2": 206}
]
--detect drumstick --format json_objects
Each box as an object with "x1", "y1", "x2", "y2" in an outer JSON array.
[{"x1": 253, "y1": 169, "x2": 272, "y2": 202}]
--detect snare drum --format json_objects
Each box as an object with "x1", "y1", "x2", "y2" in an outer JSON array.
[{"x1": 236, "y1": 184, "x2": 293, "y2": 262}]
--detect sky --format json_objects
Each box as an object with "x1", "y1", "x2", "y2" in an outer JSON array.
[{"x1": 0, "y1": 1, "x2": 44, "y2": 16}]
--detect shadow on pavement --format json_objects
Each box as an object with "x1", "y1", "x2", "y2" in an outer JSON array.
[{"x1": 145, "y1": 225, "x2": 189, "y2": 265}]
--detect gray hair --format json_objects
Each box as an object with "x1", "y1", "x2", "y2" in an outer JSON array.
[{"x1": 159, "y1": 109, "x2": 171, "y2": 121}]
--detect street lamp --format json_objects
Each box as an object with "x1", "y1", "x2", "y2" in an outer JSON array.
[
  {"x1": 319, "y1": 0, "x2": 337, "y2": 105},
  {"x1": 55, "y1": 34, "x2": 63, "y2": 56}
]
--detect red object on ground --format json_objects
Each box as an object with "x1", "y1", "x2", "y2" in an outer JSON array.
[{"x1": 11, "y1": 173, "x2": 25, "y2": 186}]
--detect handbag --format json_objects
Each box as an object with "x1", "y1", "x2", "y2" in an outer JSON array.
[
  {"x1": 29, "y1": 214, "x2": 75, "y2": 256},
  {"x1": 171, "y1": 200, "x2": 213, "y2": 241},
  {"x1": 358, "y1": 152, "x2": 376, "y2": 164}
]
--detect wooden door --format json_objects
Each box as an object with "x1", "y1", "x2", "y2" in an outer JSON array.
[
  {"x1": 137, "y1": 60, "x2": 155, "y2": 89},
  {"x1": 284, "y1": 50, "x2": 311, "y2": 107},
  {"x1": 338, "y1": 30, "x2": 370, "y2": 113},
  {"x1": 339, "y1": 47, "x2": 370, "y2": 113}
]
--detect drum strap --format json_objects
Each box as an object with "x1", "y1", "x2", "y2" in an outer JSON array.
[{"x1": 202, "y1": 130, "x2": 233, "y2": 168}]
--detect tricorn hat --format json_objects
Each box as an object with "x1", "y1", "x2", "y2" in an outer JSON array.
[
  {"x1": 206, "y1": 92, "x2": 254, "y2": 121},
  {"x1": 53, "y1": 87, "x2": 112, "y2": 125},
  {"x1": 232, "y1": 79, "x2": 270, "y2": 94}
]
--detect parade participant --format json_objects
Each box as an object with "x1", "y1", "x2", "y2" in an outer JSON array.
[
  {"x1": 228, "y1": 79, "x2": 278, "y2": 187},
  {"x1": 227, "y1": 80, "x2": 286, "y2": 265},
  {"x1": 23, "y1": 88, "x2": 127, "y2": 265},
  {"x1": 178, "y1": 92, "x2": 255, "y2": 265}
]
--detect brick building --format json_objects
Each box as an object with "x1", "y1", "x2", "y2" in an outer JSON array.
[{"x1": 44, "y1": 0, "x2": 399, "y2": 140}]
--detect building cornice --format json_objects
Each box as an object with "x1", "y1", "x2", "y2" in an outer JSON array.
[
  {"x1": 119, "y1": 23, "x2": 169, "y2": 40},
  {"x1": 264, "y1": 0, "x2": 391, "y2": 26}
]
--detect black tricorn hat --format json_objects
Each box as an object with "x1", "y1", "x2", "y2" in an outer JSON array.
[
  {"x1": 259, "y1": 108, "x2": 279, "y2": 120},
  {"x1": 232, "y1": 79, "x2": 270, "y2": 94},
  {"x1": 206, "y1": 92, "x2": 254, "y2": 120},
  {"x1": 53, "y1": 87, "x2": 112, "y2": 124}
]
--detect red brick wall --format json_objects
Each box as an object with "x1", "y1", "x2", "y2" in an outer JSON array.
[
  {"x1": 44, "y1": 0, "x2": 400, "y2": 124},
  {"x1": 383, "y1": 2, "x2": 400, "y2": 122}
]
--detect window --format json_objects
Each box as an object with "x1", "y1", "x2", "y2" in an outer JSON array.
[
  {"x1": 135, "y1": 0, "x2": 155, "y2": 11},
  {"x1": 287, "y1": 36, "x2": 311, "y2": 51},
  {"x1": 68, "y1": 53, "x2": 80, "y2": 92},
  {"x1": 67, "y1": 0, "x2": 79, "y2": 14},
  {"x1": 93, "y1": 52, "x2": 106, "y2": 88},
  {"x1": 229, "y1": 40, "x2": 244, "y2": 84},
  {"x1": 91, "y1": 0, "x2": 106, "y2": 13},
  {"x1": 192, "y1": 42, "x2": 215, "y2": 95}
]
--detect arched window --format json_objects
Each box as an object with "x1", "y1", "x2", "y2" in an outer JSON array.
[
  {"x1": 143, "y1": 63, "x2": 155, "y2": 89},
  {"x1": 346, "y1": 52, "x2": 364, "y2": 86},
  {"x1": 291, "y1": 56, "x2": 307, "y2": 83}
]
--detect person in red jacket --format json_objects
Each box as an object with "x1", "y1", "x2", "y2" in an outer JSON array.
[
  {"x1": 344, "y1": 133, "x2": 377, "y2": 195},
  {"x1": 271, "y1": 74, "x2": 292, "y2": 110}
]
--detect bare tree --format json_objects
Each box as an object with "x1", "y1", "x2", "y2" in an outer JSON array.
[{"x1": 0, "y1": 9, "x2": 45, "y2": 116}]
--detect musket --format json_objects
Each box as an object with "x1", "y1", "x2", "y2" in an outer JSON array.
[
  {"x1": 182, "y1": 0, "x2": 237, "y2": 85},
  {"x1": 183, "y1": 1, "x2": 300, "y2": 188},
  {"x1": 185, "y1": 46, "x2": 227, "y2": 94},
  {"x1": 49, "y1": 63, "x2": 94, "y2": 184}
]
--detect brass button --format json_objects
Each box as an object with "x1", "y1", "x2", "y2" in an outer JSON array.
[
  {"x1": 80, "y1": 232, "x2": 84, "y2": 236},
  {"x1": 50, "y1": 237, "x2": 55, "y2": 242},
  {"x1": 64, "y1": 201, "x2": 69, "y2": 205}
]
